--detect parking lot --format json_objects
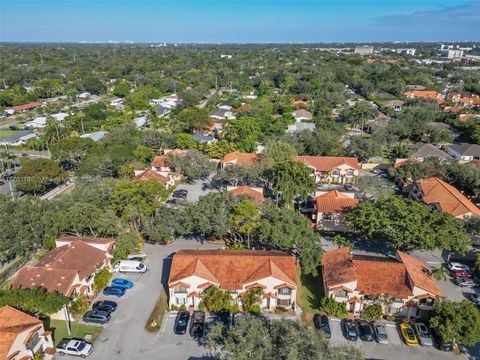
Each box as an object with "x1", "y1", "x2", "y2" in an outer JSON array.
[{"x1": 329, "y1": 318, "x2": 462, "y2": 360}]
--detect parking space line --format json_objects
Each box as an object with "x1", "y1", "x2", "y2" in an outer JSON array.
[{"x1": 158, "y1": 313, "x2": 174, "y2": 337}]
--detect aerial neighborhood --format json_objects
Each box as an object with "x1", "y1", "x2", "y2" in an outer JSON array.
[{"x1": 1, "y1": 41, "x2": 480, "y2": 360}]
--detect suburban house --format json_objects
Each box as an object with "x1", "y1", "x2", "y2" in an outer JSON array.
[
  {"x1": 0, "y1": 305, "x2": 55, "y2": 360},
  {"x1": 221, "y1": 151, "x2": 260, "y2": 168},
  {"x1": 12, "y1": 102, "x2": 42, "y2": 113},
  {"x1": 150, "y1": 149, "x2": 187, "y2": 180},
  {"x1": 218, "y1": 101, "x2": 234, "y2": 110},
  {"x1": 286, "y1": 122, "x2": 316, "y2": 134},
  {"x1": 394, "y1": 143, "x2": 452, "y2": 168},
  {"x1": 168, "y1": 250, "x2": 297, "y2": 311},
  {"x1": 227, "y1": 185, "x2": 264, "y2": 202},
  {"x1": 410, "y1": 177, "x2": 480, "y2": 218},
  {"x1": 459, "y1": 114, "x2": 480, "y2": 123},
  {"x1": 447, "y1": 143, "x2": 480, "y2": 161},
  {"x1": 403, "y1": 90, "x2": 445, "y2": 105},
  {"x1": 11, "y1": 237, "x2": 114, "y2": 319},
  {"x1": 292, "y1": 109, "x2": 313, "y2": 121},
  {"x1": 132, "y1": 169, "x2": 174, "y2": 188},
  {"x1": 156, "y1": 106, "x2": 171, "y2": 118},
  {"x1": 294, "y1": 156, "x2": 360, "y2": 184},
  {"x1": 192, "y1": 132, "x2": 216, "y2": 145},
  {"x1": 79, "y1": 131, "x2": 106, "y2": 142},
  {"x1": 314, "y1": 190, "x2": 359, "y2": 232},
  {"x1": 322, "y1": 247, "x2": 442, "y2": 318},
  {"x1": 208, "y1": 108, "x2": 236, "y2": 120},
  {"x1": 383, "y1": 99, "x2": 404, "y2": 112}
]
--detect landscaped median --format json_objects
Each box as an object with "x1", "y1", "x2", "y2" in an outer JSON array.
[
  {"x1": 145, "y1": 288, "x2": 168, "y2": 332},
  {"x1": 296, "y1": 267, "x2": 324, "y2": 323}
]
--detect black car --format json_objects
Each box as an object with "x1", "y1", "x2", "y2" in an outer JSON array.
[
  {"x1": 83, "y1": 310, "x2": 111, "y2": 324},
  {"x1": 172, "y1": 189, "x2": 188, "y2": 199},
  {"x1": 356, "y1": 320, "x2": 374, "y2": 341},
  {"x1": 174, "y1": 310, "x2": 190, "y2": 335},
  {"x1": 313, "y1": 314, "x2": 331, "y2": 338},
  {"x1": 431, "y1": 327, "x2": 454, "y2": 351},
  {"x1": 189, "y1": 311, "x2": 205, "y2": 338},
  {"x1": 92, "y1": 300, "x2": 117, "y2": 313},
  {"x1": 343, "y1": 319, "x2": 358, "y2": 341}
]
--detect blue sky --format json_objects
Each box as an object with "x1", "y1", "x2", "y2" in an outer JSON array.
[{"x1": 1, "y1": 0, "x2": 479, "y2": 42}]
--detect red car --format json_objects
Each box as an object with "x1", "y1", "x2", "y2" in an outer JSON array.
[{"x1": 453, "y1": 270, "x2": 473, "y2": 279}]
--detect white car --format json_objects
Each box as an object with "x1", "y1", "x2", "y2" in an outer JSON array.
[
  {"x1": 448, "y1": 262, "x2": 470, "y2": 272},
  {"x1": 56, "y1": 339, "x2": 93, "y2": 358}
]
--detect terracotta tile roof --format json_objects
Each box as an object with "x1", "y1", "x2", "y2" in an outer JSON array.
[
  {"x1": 443, "y1": 106, "x2": 462, "y2": 113},
  {"x1": 321, "y1": 247, "x2": 356, "y2": 288},
  {"x1": 13, "y1": 102, "x2": 41, "y2": 111},
  {"x1": 11, "y1": 266, "x2": 78, "y2": 296},
  {"x1": 131, "y1": 169, "x2": 169, "y2": 185},
  {"x1": 403, "y1": 90, "x2": 440, "y2": 99},
  {"x1": 294, "y1": 156, "x2": 359, "y2": 172},
  {"x1": 56, "y1": 236, "x2": 115, "y2": 245},
  {"x1": 228, "y1": 186, "x2": 264, "y2": 202},
  {"x1": 0, "y1": 306, "x2": 42, "y2": 360},
  {"x1": 419, "y1": 177, "x2": 480, "y2": 217},
  {"x1": 459, "y1": 114, "x2": 480, "y2": 123},
  {"x1": 397, "y1": 252, "x2": 442, "y2": 297},
  {"x1": 150, "y1": 149, "x2": 186, "y2": 168},
  {"x1": 315, "y1": 190, "x2": 359, "y2": 213},
  {"x1": 221, "y1": 151, "x2": 259, "y2": 167},
  {"x1": 168, "y1": 250, "x2": 297, "y2": 291}
]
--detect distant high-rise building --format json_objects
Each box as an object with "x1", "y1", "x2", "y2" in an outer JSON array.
[
  {"x1": 354, "y1": 45, "x2": 374, "y2": 55},
  {"x1": 396, "y1": 48, "x2": 416, "y2": 56}
]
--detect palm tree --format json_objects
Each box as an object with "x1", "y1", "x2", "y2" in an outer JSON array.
[{"x1": 432, "y1": 266, "x2": 448, "y2": 281}]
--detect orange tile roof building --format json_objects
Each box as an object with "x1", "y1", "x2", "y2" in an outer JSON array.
[
  {"x1": 220, "y1": 151, "x2": 260, "y2": 168},
  {"x1": 410, "y1": 177, "x2": 480, "y2": 218},
  {"x1": 0, "y1": 305, "x2": 54, "y2": 360},
  {"x1": 227, "y1": 185, "x2": 264, "y2": 202},
  {"x1": 168, "y1": 250, "x2": 297, "y2": 311},
  {"x1": 403, "y1": 90, "x2": 445, "y2": 105},
  {"x1": 131, "y1": 169, "x2": 173, "y2": 188},
  {"x1": 294, "y1": 156, "x2": 359, "y2": 184},
  {"x1": 150, "y1": 149, "x2": 187, "y2": 181},
  {"x1": 12, "y1": 102, "x2": 42, "y2": 112},
  {"x1": 322, "y1": 247, "x2": 441, "y2": 318},
  {"x1": 314, "y1": 190, "x2": 359, "y2": 232}
]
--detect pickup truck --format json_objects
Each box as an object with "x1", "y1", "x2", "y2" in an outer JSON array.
[{"x1": 56, "y1": 338, "x2": 93, "y2": 358}]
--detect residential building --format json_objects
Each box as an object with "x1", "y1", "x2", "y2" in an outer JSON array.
[
  {"x1": 314, "y1": 190, "x2": 359, "y2": 232},
  {"x1": 447, "y1": 143, "x2": 480, "y2": 161},
  {"x1": 396, "y1": 48, "x2": 416, "y2": 56},
  {"x1": 354, "y1": 45, "x2": 374, "y2": 55},
  {"x1": 54, "y1": 236, "x2": 115, "y2": 252},
  {"x1": 11, "y1": 237, "x2": 114, "y2": 309},
  {"x1": 0, "y1": 305, "x2": 55, "y2": 360},
  {"x1": 410, "y1": 177, "x2": 480, "y2": 218},
  {"x1": 227, "y1": 185, "x2": 264, "y2": 202},
  {"x1": 12, "y1": 102, "x2": 41, "y2": 113},
  {"x1": 221, "y1": 151, "x2": 259, "y2": 168},
  {"x1": 438, "y1": 47, "x2": 464, "y2": 60},
  {"x1": 286, "y1": 122, "x2": 316, "y2": 133},
  {"x1": 192, "y1": 132, "x2": 216, "y2": 145},
  {"x1": 150, "y1": 149, "x2": 187, "y2": 180},
  {"x1": 322, "y1": 247, "x2": 442, "y2": 318},
  {"x1": 459, "y1": 114, "x2": 480, "y2": 123},
  {"x1": 383, "y1": 100, "x2": 404, "y2": 112},
  {"x1": 132, "y1": 169, "x2": 174, "y2": 188},
  {"x1": 294, "y1": 156, "x2": 360, "y2": 184},
  {"x1": 77, "y1": 92, "x2": 91, "y2": 99},
  {"x1": 208, "y1": 108, "x2": 236, "y2": 120},
  {"x1": 156, "y1": 106, "x2": 171, "y2": 118},
  {"x1": 79, "y1": 131, "x2": 106, "y2": 142},
  {"x1": 403, "y1": 90, "x2": 445, "y2": 104},
  {"x1": 292, "y1": 109, "x2": 312, "y2": 121},
  {"x1": 168, "y1": 250, "x2": 297, "y2": 311},
  {"x1": 218, "y1": 101, "x2": 234, "y2": 110}
]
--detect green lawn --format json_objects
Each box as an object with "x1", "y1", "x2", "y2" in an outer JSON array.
[
  {"x1": 44, "y1": 319, "x2": 103, "y2": 346},
  {"x1": 0, "y1": 130, "x2": 15, "y2": 138},
  {"x1": 297, "y1": 268, "x2": 324, "y2": 324}
]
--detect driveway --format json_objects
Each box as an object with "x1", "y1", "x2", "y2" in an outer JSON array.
[
  {"x1": 61, "y1": 238, "x2": 222, "y2": 360},
  {"x1": 172, "y1": 178, "x2": 218, "y2": 202}
]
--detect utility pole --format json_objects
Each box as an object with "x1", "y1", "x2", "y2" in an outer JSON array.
[
  {"x1": 2, "y1": 78, "x2": 6, "y2": 89},
  {"x1": 215, "y1": 76, "x2": 218, "y2": 90},
  {"x1": 73, "y1": 54, "x2": 76, "y2": 62},
  {"x1": 173, "y1": 81, "x2": 177, "y2": 94},
  {"x1": 40, "y1": 54, "x2": 44, "y2": 65}
]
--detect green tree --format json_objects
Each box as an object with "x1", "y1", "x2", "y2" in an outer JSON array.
[
  {"x1": 200, "y1": 286, "x2": 233, "y2": 313},
  {"x1": 430, "y1": 300, "x2": 480, "y2": 346},
  {"x1": 319, "y1": 297, "x2": 347, "y2": 319},
  {"x1": 432, "y1": 266, "x2": 449, "y2": 281},
  {"x1": 133, "y1": 144, "x2": 156, "y2": 164},
  {"x1": 14, "y1": 158, "x2": 67, "y2": 195},
  {"x1": 69, "y1": 294, "x2": 90, "y2": 317},
  {"x1": 229, "y1": 200, "x2": 260, "y2": 248},
  {"x1": 270, "y1": 160, "x2": 316, "y2": 205},
  {"x1": 175, "y1": 133, "x2": 198, "y2": 150},
  {"x1": 51, "y1": 136, "x2": 97, "y2": 170},
  {"x1": 112, "y1": 81, "x2": 131, "y2": 98},
  {"x1": 360, "y1": 304, "x2": 383, "y2": 321},
  {"x1": 175, "y1": 107, "x2": 210, "y2": 132},
  {"x1": 207, "y1": 140, "x2": 237, "y2": 159},
  {"x1": 242, "y1": 287, "x2": 263, "y2": 314},
  {"x1": 0, "y1": 288, "x2": 69, "y2": 315},
  {"x1": 93, "y1": 267, "x2": 112, "y2": 292},
  {"x1": 118, "y1": 163, "x2": 135, "y2": 178},
  {"x1": 332, "y1": 234, "x2": 353, "y2": 250},
  {"x1": 166, "y1": 150, "x2": 214, "y2": 179}
]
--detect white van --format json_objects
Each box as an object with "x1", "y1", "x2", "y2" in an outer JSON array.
[{"x1": 116, "y1": 260, "x2": 147, "y2": 273}]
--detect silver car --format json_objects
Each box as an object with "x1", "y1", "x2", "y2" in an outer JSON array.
[
  {"x1": 373, "y1": 323, "x2": 389, "y2": 344},
  {"x1": 414, "y1": 322, "x2": 433, "y2": 346}
]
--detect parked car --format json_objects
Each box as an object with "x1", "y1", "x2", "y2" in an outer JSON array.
[
  {"x1": 189, "y1": 311, "x2": 205, "y2": 338},
  {"x1": 414, "y1": 322, "x2": 433, "y2": 346},
  {"x1": 232, "y1": 312, "x2": 245, "y2": 326},
  {"x1": 373, "y1": 323, "x2": 389, "y2": 344},
  {"x1": 356, "y1": 320, "x2": 374, "y2": 341},
  {"x1": 469, "y1": 293, "x2": 480, "y2": 305},
  {"x1": 448, "y1": 262, "x2": 470, "y2": 272},
  {"x1": 400, "y1": 323, "x2": 418, "y2": 346},
  {"x1": 83, "y1": 310, "x2": 111, "y2": 324},
  {"x1": 452, "y1": 270, "x2": 472, "y2": 279},
  {"x1": 172, "y1": 189, "x2": 188, "y2": 198},
  {"x1": 342, "y1": 319, "x2": 358, "y2": 341},
  {"x1": 174, "y1": 310, "x2": 190, "y2": 335},
  {"x1": 313, "y1": 314, "x2": 331, "y2": 338},
  {"x1": 56, "y1": 339, "x2": 93, "y2": 358},
  {"x1": 455, "y1": 278, "x2": 475, "y2": 287},
  {"x1": 103, "y1": 286, "x2": 126, "y2": 297},
  {"x1": 92, "y1": 300, "x2": 117, "y2": 313},
  {"x1": 431, "y1": 327, "x2": 453, "y2": 351},
  {"x1": 111, "y1": 278, "x2": 134, "y2": 289}
]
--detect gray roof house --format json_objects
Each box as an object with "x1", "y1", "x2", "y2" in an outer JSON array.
[
  {"x1": 292, "y1": 109, "x2": 313, "y2": 121},
  {"x1": 192, "y1": 133, "x2": 216, "y2": 145},
  {"x1": 410, "y1": 143, "x2": 451, "y2": 161},
  {"x1": 286, "y1": 122, "x2": 316, "y2": 134},
  {"x1": 447, "y1": 143, "x2": 480, "y2": 161},
  {"x1": 156, "y1": 106, "x2": 172, "y2": 118}
]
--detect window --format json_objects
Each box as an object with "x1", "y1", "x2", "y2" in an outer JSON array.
[
  {"x1": 334, "y1": 289, "x2": 348, "y2": 297},
  {"x1": 364, "y1": 295, "x2": 377, "y2": 301},
  {"x1": 278, "y1": 287, "x2": 292, "y2": 295},
  {"x1": 228, "y1": 290, "x2": 238, "y2": 295},
  {"x1": 175, "y1": 286, "x2": 187, "y2": 294},
  {"x1": 26, "y1": 331, "x2": 40, "y2": 350},
  {"x1": 387, "y1": 306, "x2": 401, "y2": 314},
  {"x1": 277, "y1": 299, "x2": 291, "y2": 307},
  {"x1": 346, "y1": 170, "x2": 354, "y2": 176},
  {"x1": 176, "y1": 297, "x2": 187, "y2": 305},
  {"x1": 323, "y1": 213, "x2": 333, "y2": 221},
  {"x1": 419, "y1": 298, "x2": 434, "y2": 306},
  {"x1": 332, "y1": 170, "x2": 340, "y2": 176}
]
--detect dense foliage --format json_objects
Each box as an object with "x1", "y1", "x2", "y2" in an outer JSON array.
[{"x1": 0, "y1": 287, "x2": 69, "y2": 315}]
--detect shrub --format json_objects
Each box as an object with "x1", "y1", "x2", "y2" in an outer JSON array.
[
  {"x1": 69, "y1": 295, "x2": 90, "y2": 317},
  {"x1": 93, "y1": 267, "x2": 112, "y2": 292},
  {"x1": 170, "y1": 304, "x2": 179, "y2": 311},
  {"x1": 243, "y1": 287, "x2": 263, "y2": 314},
  {"x1": 319, "y1": 297, "x2": 347, "y2": 319},
  {"x1": 179, "y1": 304, "x2": 187, "y2": 311},
  {"x1": 360, "y1": 304, "x2": 383, "y2": 321}
]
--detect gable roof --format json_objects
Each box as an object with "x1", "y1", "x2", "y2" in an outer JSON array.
[
  {"x1": 294, "y1": 156, "x2": 359, "y2": 172},
  {"x1": 411, "y1": 143, "x2": 451, "y2": 160},
  {"x1": 151, "y1": 149, "x2": 186, "y2": 168},
  {"x1": 228, "y1": 186, "x2": 264, "y2": 202},
  {"x1": 11, "y1": 266, "x2": 78, "y2": 296},
  {"x1": 397, "y1": 252, "x2": 442, "y2": 297},
  {"x1": 419, "y1": 177, "x2": 480, "y2": 217},
  {"x1": 13, "y1": 102, "x2": 41, "y2": 111},
  {"x1": 131, "y1": 169, "x2": 169, "y2": 185},
  {"x1": 168, "y1": 250, "x2": 296, "y2": 290},
  {"x1": 221, "y1": 151, "x2": 259, "y2": 167},
  {"x1": 448, "y1": 143, "x2": 480, "y2": 157},
  {"x1": 293, "y1": 109, "x2": 312, "y2": 119},
  {"x1": 0, "y1": 306, "x2": 43, "y2": 359},
  {"x1": 315, "y1": 190, "x2": 359, "y2": 213},
  {"x1": 56, "y1": 236, "x2": 115, "y2": 245},
  {"x1": 321, "y1": 247, "x2": 357, "y2": 288}
]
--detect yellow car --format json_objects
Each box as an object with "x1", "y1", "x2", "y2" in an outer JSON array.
[{"x1": 400, "y1": 323, "x2": 418, "y2": 346}]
